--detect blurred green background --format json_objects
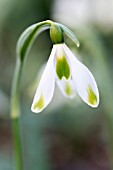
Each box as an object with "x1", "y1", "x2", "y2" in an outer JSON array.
[{"x1": 0, "y1": 0, "x2": 113, "y2": 169}]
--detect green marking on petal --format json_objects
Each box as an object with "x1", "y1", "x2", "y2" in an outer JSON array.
[
  {"x1": 87, "y1": 85, "x2": 97, "y2": 105},
  {"x1": 65, "y1": 82, "x2": 73, "y2": 96},
  {"x1": 56, "y1": 55, "x2": 70, "y2": 80},
  {"x1": 33, "y1": 94, "x2": 44, "y2": 110}
]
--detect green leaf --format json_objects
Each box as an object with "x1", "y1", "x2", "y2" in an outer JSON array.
[{"x1": 16, "y1": 21, "x2": 51, "y2": 62}]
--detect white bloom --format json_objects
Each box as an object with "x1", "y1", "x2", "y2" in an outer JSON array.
[{"x1": 31, "y1": 43, "x2": 99, "y2": 113}]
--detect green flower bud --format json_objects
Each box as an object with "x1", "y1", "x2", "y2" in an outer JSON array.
[{"x1": 50, "y1": 22, "x2": 64, "y2": 44}]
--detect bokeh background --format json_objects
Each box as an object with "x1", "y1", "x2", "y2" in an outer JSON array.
[{"x1": 0, "y1": 0, "x2": 113, "y2": 169}]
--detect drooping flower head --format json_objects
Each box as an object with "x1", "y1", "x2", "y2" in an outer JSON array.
[{"x1": 30, "y1": 21, "x2": 99, "y2": 113}]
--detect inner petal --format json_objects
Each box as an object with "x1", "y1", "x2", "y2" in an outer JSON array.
[
  {"x1": 55, "y1": 45, "x2": 70, "y2": 80},
  {"x1": 57, "y1": 77, "x2": 76, "y2": 99},
  {"x1": 65, "y1": 81, "x2": 73, "y2": 96}
]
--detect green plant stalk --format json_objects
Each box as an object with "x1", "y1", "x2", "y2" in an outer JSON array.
[
  {"x1": 11, "y1": 58, "x2": 23, "y2": 170},
  {"x1": 10, "y1": 20, "x2": 51, "y2": 170}
]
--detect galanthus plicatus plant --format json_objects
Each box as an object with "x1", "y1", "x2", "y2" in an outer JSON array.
[{"x1": 11, "y1": 20, "x2": 99, "y2": 170}]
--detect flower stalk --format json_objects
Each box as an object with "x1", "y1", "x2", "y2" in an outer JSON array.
[
  {"x1": 10, "y1": 20, "x2": 52, "y2": 170},
  {"x1": 11, "y1": 58, "x2": 23, "y2": 170}
]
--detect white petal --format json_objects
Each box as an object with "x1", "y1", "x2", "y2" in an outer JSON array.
[
  {"x1": 63, "y1": 44, "x2": 99, "y2": 107},
  {"x1": 31, "y1": 46, "x2": 56, "y2": 113},
  {"x1": 56, "y1": 77, "x2": 76, "y2": 99},
  {"x1": 54, "y1": 44, "x2": 71, "y2": 80}
]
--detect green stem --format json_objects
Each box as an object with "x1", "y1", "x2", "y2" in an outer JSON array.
[
  {"x1": 10, "y1": 20, "x2": 53, "y2": 170},
  {"x1": 12, "y1": 118, "x2": 23, "y2": 170},
  {"x1": 11, "y1": 58, "x2": 23, "y2": 170},
  {"x1": 10, "y1": 20, "x2": 51, "y2": 170}
]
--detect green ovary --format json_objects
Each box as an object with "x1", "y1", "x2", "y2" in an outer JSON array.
[
  {"x1": 87, "y1": 85, "x2": 97, "y2": 105},
  {"x1": 34, "y1": 94, "x2": 44, "y2": 110},
  {"x1": 56, "y1": 56, "x2": 70, "y2": 80}
]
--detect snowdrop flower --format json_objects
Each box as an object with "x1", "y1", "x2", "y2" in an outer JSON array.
[
  {"x1": 31, "y1": 21, "x2": 99, "y2": 113},
  {"x1": 31, "y1": 43, "x2": 99, "y2": 113}
]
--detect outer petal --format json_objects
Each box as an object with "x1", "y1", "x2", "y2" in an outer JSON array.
[
  {"x1": 31, "y1": 46, "x2": 56, "y2": 113},
  {"x1": 63, "y1": 44, "x2": 99, "y2": 107},
  {"x1": 56, "y1": 77, "x2": 76, "y2": 99}
]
